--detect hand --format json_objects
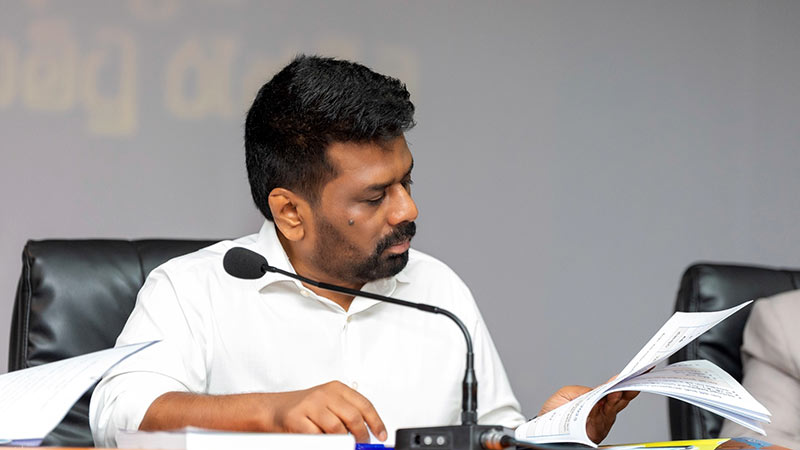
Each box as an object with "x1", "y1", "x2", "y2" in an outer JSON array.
[
  {"x1": 538, "y1": 383, "x2": 638, "y2": 444},
  {"x1": 266, "y1": 381, "x2": 387, "y2": 443}
]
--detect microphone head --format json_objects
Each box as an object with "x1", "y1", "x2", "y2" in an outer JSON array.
[{"x1": 223, "y1": 247, "x2": 268, "y2": 280}]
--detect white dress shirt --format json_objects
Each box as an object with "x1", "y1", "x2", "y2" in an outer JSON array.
[{"x1": 89, "y1": 221, "x2": 525, "y2": 447}]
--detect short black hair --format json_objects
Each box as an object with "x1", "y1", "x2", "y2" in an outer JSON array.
[{"x1": 245, "y1": 55, "x2": 416, "y2": 221}]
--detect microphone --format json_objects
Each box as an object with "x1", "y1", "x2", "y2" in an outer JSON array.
[
  {"x1": 222, "y1": 246, "x2": 267, "y2": 280},
  {"x1": 223, "y1": 247, "x2": 588, "y2": 450}
]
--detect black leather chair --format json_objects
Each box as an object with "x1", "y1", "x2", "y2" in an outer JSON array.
[
  {"x1": 8, "y1": 239, "x2": 217, "y2": 447},
  {"x1": 668, "y1": 262, "x2": 800, "y2": 440}
]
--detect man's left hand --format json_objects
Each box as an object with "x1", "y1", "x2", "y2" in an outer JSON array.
[{"x1": 538, "y1": 385, "x2": 639, "y2": 444}]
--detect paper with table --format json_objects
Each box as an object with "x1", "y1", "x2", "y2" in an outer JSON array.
[
  {"x1": 515, "y1": 301, "x2": 771, "y2": 447},
  {"x1": 0, "y1": 341, "x2": 156, "y2": 444}
]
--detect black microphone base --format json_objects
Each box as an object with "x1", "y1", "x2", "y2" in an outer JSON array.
[{"x1": 395, "y1": 424, "x2": 509, "y2": 450}]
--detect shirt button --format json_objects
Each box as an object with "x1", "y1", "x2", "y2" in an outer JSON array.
[
  {"x1": 300, "y1": 290, "x2": 310, "y2": 297},
  {"x1": 346, "y1": 316, "x2": 352, "y2": 323},
  {"x1": 351, "y1": 381, "x2": 359, "y2": 390}
]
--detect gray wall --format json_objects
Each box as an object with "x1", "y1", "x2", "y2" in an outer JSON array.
[{"x1": 2, "y1": 0, "x2": 799, "y2": 444}]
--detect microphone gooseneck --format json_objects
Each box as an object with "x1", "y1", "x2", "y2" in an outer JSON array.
[{"x1": 222, "y1": 247, "x2": 478, "y2": 426}]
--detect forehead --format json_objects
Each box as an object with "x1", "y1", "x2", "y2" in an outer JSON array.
[{"x1": 323, "y1": 136, "x2": 413, "y2": 191}]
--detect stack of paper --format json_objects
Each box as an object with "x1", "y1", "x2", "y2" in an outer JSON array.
[
  {"x1": 115, "y1": 427, "x2": 356, "y2": 450},
  {"x1": 0, "y1": 341, "x2": 156, "y2": 446},
  {"x1": 515, "y1": 302, "x2": 771, "y2": 448}
]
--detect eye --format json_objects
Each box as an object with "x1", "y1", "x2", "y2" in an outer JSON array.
[
  {"x1": 366, "y1": 195, "x2": 385, "y2": 206},
  {"x1": 401, "y1": 178, "x2": 414, "y2": 191}
]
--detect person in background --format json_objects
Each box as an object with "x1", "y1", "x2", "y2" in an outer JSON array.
[{"x1": 720, "y1": 290, "x2": 800, "y2": 449}]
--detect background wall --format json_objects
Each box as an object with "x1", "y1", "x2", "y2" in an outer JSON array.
[{"x1": 2, "y1": 0, "x2": 799, "y2": 444}]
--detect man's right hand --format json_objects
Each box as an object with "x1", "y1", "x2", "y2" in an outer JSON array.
[
  {"x1": 140, "y1": 381, "x2": 387, "y2": 443},
  {"x1": 266, "y1": 381, "x2": 387, "y2": 442}
]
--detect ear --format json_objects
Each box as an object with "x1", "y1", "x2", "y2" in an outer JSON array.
[{"x1": 268, "y1": 188, "x2": 308, "y2": 241}]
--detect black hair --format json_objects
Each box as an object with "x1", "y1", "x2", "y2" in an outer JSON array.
[{"x1": 245, "y1": 54, "x2": 416, "y2": 221}]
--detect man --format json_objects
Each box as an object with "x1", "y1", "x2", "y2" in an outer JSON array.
[{"x1": 90, "y1": 55, "x2": 634, "y2": 447}]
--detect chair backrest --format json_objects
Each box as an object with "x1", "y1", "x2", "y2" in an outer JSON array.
[
  {"x1": 668, "y1": 262, "x2": 800, "y2": 440},
  {"x1": 9, "y1": 239, "x2": 217, "y2": 447}
]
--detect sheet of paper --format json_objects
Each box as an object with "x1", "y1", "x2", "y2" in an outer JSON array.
[
  {"x1": 0, "y1": 341, "x2": 157, "y2": 441},
  {"x1": 671, "y1": 394, "x2": 765, "y2": 434},
  {"x1": 617, "y1": 301, "x2": 751, "y2": 380},
  {"x1": 515, "y1": 302, "x2": 755, "y2": 447},
  {"x1": 611, "y1": 360, "x2": 769, "y2": 421},
  {"x1": 608, "y1": 360, "x2": 769, "y2": 433}
]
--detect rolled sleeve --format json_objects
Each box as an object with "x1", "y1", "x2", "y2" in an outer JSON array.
[
  {"x1": 89, "y1": 266, "x2": 211, "y2": 447},
  {"x1": 90, "y1": 371, "x2": 188, "y2": 447}
]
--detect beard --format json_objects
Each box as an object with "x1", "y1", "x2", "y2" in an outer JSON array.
[{"x1": 310, "y1": 216, "x2": 417, "y2": 285}]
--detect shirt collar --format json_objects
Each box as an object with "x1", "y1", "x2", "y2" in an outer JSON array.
[
  {"x1": 250, "y1": 220, "x2": 297, "y2": 290},
  {"x1": 251, "y1": 220, "x2": 411, "y2": 295}
]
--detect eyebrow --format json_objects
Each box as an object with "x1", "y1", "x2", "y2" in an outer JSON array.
[{"x1": 364, "y1": 158, "x2": 414, "y2": 193}]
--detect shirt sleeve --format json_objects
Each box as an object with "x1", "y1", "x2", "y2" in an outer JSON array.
[
  {"x1": 89, "y1": 266, "x2": 211, "y2": 447},
  {"x1": 473, "y1": 311, "x2": 526, "y2": 428},
  {"x1": 451, "y1": 279, "x2": 526, "y2": 429}
]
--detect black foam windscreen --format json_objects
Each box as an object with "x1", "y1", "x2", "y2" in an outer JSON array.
[{"x1": 222, "y1": 247, "x2": 268, "y2": 280}]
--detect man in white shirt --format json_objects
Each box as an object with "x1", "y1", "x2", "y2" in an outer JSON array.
[{"x1": 90, "y1": 55, "x2": 635, "y2": 447}]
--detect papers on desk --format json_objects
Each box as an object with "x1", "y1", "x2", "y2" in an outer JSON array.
[
  {"x1": 0, "y1": 341, "x2": 156, "y2": 444},
  {"x1": 602, "y1": 438, "x2": 729, "y2": 450},
  {"x1": 116, "y1": 427, "x2": 356, "y2": 450},
  {"x1": 515, "y1": 301, "x2": 771, "y2": 448},
  {"x1": 602, "y1": 437, "x2": 791, "y2": 450}
]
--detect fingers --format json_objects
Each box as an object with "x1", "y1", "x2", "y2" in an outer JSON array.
[
  {"x1": 603, "y1": 390, "x2": 638, "y2": 414},
  {"x1": 293, "y1": 416, "x2": 325, "y2": 435},
  {"x1": 539, "y1": 380, "x2": 639, "y2": 445},
  {"x1": 586, "y1": 398, "x2": 616, "y2": 444},
  {"x1": 324, "y1": 401, "x2": 371, "y2": 442},
  {"x1": 298, "y1": 381, "x2": 386, "y2": 443},
  {"x1": 585, "y1": 389, "x2": 639, "y2": 443},
  {"x1": 337, "y1": 385, "x2": 387, "y2": 442},
  {"x1": 554, "y1": 385, "x2": 592, "y2": 402},
  {"x1": 537, "y1": 385, "x2": 592, "y2": 416},
  {"x1": 622, "y1": 390, "x2": 639, "y2": 401},
  {"x1": 317, "y1": 406, "x2": 350, "y2": 433}
]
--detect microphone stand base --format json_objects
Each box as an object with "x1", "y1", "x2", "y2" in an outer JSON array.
[{"x1": 395, "y1": 424, "x2": 510, "y2": 450}]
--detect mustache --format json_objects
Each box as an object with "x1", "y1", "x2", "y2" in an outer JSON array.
[{"x1": 376, "y1": 221, "x2": 417, "y2": 254}]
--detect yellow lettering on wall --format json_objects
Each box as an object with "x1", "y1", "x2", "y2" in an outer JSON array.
[
  {"x1": 21, "y1": 19, "x2": 78, "y2": 111},
  {"x1": 0, "y1": 38, "x2": 17, "y2": 107},
  {"x1": 165, "y1": 37, "x2": 238, "y2": 119},
  {"x1": 82, "y1": 28, "x2": 138, "y2": 137}
]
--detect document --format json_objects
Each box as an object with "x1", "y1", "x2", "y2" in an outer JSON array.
[
  {"x1": 602, "y1": 438, "x2": 729, "y2": 450},
  {"x1": 0, "y1": 341, "x2": 156, "y2": 443},
  {"x1": 514, "y1": 302, "x2": 770, "y2": 448},
  {"x1": 116, "y1": 427, "x2": 356, "y2": 450}
]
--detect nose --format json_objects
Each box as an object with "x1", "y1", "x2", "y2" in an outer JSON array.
[{"x1": 388, "y1": 184, "x2": 419, "y2": 226}]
